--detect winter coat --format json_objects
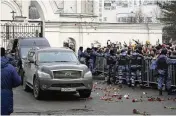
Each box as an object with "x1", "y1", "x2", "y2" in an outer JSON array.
[
  {"x1": 1, "y1": 56, "x2": 21, "y2": 115},
  {"x1": 6, "y1": 54, "x2": 17, "y2": 67}
]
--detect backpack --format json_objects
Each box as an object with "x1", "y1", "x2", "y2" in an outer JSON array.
[{"x1": 156, "y1": 57, "x2": 168, "y2": 70}]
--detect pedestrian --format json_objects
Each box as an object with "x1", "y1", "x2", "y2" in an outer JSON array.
[
  {"x1": 6, "y1": 49, "x2": 17, "y2": 67},
  {"x1": 1, "y1": 47, "x2": 21, "y2": 115}
]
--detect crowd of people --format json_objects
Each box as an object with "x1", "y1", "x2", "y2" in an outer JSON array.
[
  {"x1": 78, "y1": 40, "x2": 176, "y2": 71},
  {"x1": 1, "y1": 40, "x2": 176, "y2": 115},
  {"x1": 78, "y1": 40, "x2": 176, "y2": 96},
  {"x1": 78, "y1": 40, "x2": 176, "y2": 61}
]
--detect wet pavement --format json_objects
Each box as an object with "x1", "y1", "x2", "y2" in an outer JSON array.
[{"x1": 13, "y1": 80, "x2": 176, "y2": 115}]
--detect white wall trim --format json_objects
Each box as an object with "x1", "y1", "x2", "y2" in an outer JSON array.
[{"x1": 1, "y1": 0, "x2": 21, "y2": 16}]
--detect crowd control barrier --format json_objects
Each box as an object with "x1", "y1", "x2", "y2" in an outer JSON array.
[{"x1": 94, "y1": 56, "x2": 176, "y2": 87}]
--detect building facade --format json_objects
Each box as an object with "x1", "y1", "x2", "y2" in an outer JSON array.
[
  {"x1": 99, "y1": 0, "x2": 165, "y2": 23},
  {"x1": 1, "y1": 0, "x2": 164, "y2": 51}
]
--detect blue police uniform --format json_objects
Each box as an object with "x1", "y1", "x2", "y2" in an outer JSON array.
[
  {"x1": 130, "y1": 52, "x2": 143, "y2": 87},
  {"x1": 106, "y1": 50, "x2": 117, "y2": 84},
  {"x1": 83, "y1": 50, "x2": 91, "y2": 68},
  {"x1": 156, "y1": 54, "x2": 170, "y2": 95},
  {"x1": 78, "y1": 50, "x2": 84, "y2": 60},
  {"x1": 89, "y1": 49, "x2": 103, "y2": 73},
  {"x1": 118, "y1": 51, "x2": 130, "y2": 85},
  {"x1": 155, "y1": 54, "x2": 176, "y2": 95}
]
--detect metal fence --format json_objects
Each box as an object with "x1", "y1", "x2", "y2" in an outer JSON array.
[
  {"x1": 95, "y1": 56, "x2": 176, "y2": 87},
  {"x1": 0, "y1": 20, "x2": 43, "y2": 48}
]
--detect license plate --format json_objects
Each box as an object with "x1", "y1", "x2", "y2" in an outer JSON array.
[{"x1": 61, "y1": 88, "x2": 76, "y2": 92}]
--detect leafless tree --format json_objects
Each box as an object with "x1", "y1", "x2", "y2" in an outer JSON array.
[
  {"x1": 152, "y1": 6, "x2": 161, "y2": 20},
  {"x1": 135, "y1": 7, "x2": 144, "y2": 23}
]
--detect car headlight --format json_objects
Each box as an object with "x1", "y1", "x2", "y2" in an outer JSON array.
[
  {"x1": 37, "y1": 70, "x2": 51, "y2": 79},
  {"x1": 84, "y1": 71, "x2": 92, "y2": 78}
]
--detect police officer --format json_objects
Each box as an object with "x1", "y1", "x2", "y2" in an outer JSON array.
[
  {"x1": 155, "y1": 49, "x2": 172, "y2": 95},
  {"x1": 89, "y1": 47, "x2": 103, "y2": 74},
  {"x1": 84, "y1": 48, "x2": 91, "y2": 68},
  {"x1": 107, "y1": 50, "x2": 117, "y2": 84},
  {"x1": 130, "y1": 49, "x2": 144, "y2": 87},
  {"x1": 118, "y1": 49, "x2": 130, "y2": 86},
  {"x1": 78, "y1": 47, "x2": 84, "y2": 61}
]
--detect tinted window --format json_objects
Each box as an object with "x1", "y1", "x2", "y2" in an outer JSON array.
[
  {"x1": 38, "y1": 51, "x2": 78, "y2": 63},
  {"x1": 21, "y1": 47, "x2": 32, "y2": 58}
]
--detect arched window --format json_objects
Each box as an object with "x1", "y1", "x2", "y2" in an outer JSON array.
[{"x1": 29, "y1": 1, "x2": 40, "y2": 19}]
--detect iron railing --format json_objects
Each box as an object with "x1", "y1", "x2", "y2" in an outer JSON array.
[
  {"x1": 94, "y1": 56, "x2": 176, "y2": 87},
  {"x1": 0, "y1": 20, "x2": 43, "y2": 48}
]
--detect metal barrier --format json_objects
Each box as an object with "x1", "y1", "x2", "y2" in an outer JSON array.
[
  {"x1": 94, "y1": 56, "x2": 176, "y2": 87},
  {"x1": 95, "y1": 56, "x2": 107, "y2": 74},
  {"x1": 168, "y1": 60, "x2": 176, "y2": 86}
]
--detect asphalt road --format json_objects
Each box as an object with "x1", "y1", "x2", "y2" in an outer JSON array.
[{"x1": 13, "y1": 80, "x2": 176, "y2": 115}]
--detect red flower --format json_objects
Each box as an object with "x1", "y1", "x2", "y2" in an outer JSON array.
[
  {"x1": 133, "y1": 109, "x2": 140, "y2": 114},
  {"x1": 148, "y1": 98, "x2": 152, "y2": 101},
  {"x1": 88, "y1": 96, "x2": 92, "y2": 99},
  {"x1": 132, "y1": 99, "x2": 135, "y2": 102},
  {"x1": 118, "y1": 96, "x2": 122, "y2": 100},
  {"x1": 157, "y1": 97, "x2": 161, "y2": 102}
]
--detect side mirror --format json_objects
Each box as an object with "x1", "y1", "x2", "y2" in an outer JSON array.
[{"x1": 28, "y1": 58, "x2": 34, "y2": 63}]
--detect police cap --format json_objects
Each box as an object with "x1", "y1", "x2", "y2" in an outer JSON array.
[{"x1": 161, "y1": 49, "x2": 167, "y2": 55}]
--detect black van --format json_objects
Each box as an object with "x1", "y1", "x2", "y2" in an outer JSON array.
[{"x1": 7, "y1": 37, "x2": 50, "y2": 84}]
